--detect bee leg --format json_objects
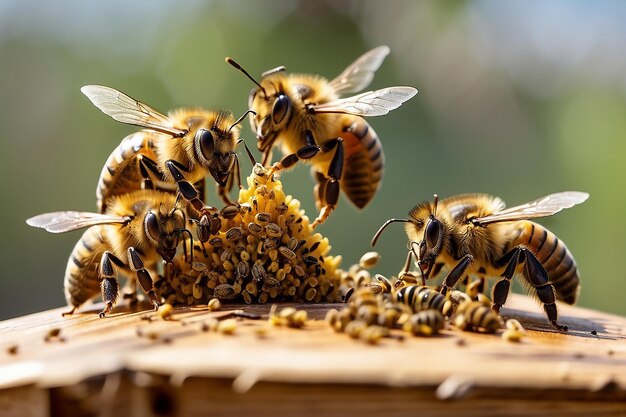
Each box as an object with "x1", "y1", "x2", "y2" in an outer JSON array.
[
  {"x1": 138, "y1": 155, "x2": 161, "y2": 190},
  {"x1": 312, "y1": 138, "x2": 344, "y2": 228},
  {"x1": 98, "y1": 251, "x2": 124, "y2": 317},
  {"x1": 267, "y1": 130, "x2": 320, "y2": 177},
  {"x1": 440, "y1": 254, "x2": 473, "y2": 295},
  {"x1": 165, "y1": 160, "x2": 206, "y2": 212},
  {"x1": 312, "y1": 170, "x2": 327, "y2": 211},
  {"x1": 495, "y1": 246, "x2": 566, "y2": 331},
  {"x1": 61, "y1": 306, "x2": 77, "y2": 317},
  {"x1": 492, "y1": 247, "x2": 521, "y2": 315},
  {"x1": 100, "y1": 278, "x2": 119, "y2": 318},
  {"x1": 128, "y1": 247, "x2": 160, "y2": 311}
]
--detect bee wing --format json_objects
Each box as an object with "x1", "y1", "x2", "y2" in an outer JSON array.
[
  {"x1": 26, "y1": 211, "x2": 130, "y2": 233},
  {"x1": 329, "y1": 46, "x2": 390, "y2": 95},
  {"x1": 81, "y1": 85, "x2": 187, "y2": 137},
  {"x1": 311, "y1": 87, "x2": 417, "y2": 117},
  {"x1": 473, "y1": 192, "x2": 589, "y2": 225}
]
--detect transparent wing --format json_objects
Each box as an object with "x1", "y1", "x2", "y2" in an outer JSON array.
[
  {"x1": 26, "y1": 211, "x2": 129, "y2": 233},
  {"x1": 473, "y1": 192, "x2": 589, "y2": 225},
  {"x1": 81, "y1": 85, "x2": 187, "y2": 137},
  {"x1": 311, "y1": 87, "x2": 417, "y2": 117},
  {"x1": 329, "y1": 46, "x2": 390, "y2": 95}
]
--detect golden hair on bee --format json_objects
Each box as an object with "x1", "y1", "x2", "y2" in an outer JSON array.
[
  {"x1": 27, "y1": 189, "x2": 195, "y2": 317},
  {"x1": 227, "y1": 47, "x2": 417, "y2": 227},
  {"x1": 372, "y1": 191, "x2": 589, "y2": 331},
  {"x1": 81, "y1": 85, "x2": 253, "y2": 213}
]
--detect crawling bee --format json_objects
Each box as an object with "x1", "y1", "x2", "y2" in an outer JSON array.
[
  {"x1": 372, "y1": 191, "x2": 589, "y2": 330},
  {"x1": 453, "y1": 301, "x2": 502, "y2": 333},
  {"x1": 395, "y1": 285, "x2": 446, "y2": 313},
  {"x1": 27, "y1": 190, "x2": 193, "y2": 317},
  {"x1": 81, "y1": 85, "x2": 252, "y2": 213},
  {"x1": 227, "y1": 46, "x2": 417, "y2": 226},
  {"x1": 404, "y1": 310, "x2": 446, "y2": 336}
]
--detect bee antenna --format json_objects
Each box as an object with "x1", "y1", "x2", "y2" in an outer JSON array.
[
  {"x1": 237, "y1": 138, "x2": 257, "y2": 165},
  {"x1": 432, "y1": 194, "x2": 439, "y2": 218},
  {"x1": 226, "y1": 57, "x2": 267, "y2": 97},
  {"x1": 229, "y1": 109, "x2": 256, "y2": 133},
  {"x1": 371, "y1": 218, "x2": 413, "y2": 247},
  {"x1": 177, "y1": 228, "x2": 194, "y2": 265}
]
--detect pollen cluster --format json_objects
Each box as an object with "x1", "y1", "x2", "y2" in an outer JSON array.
[{"x1": 155, "y1": 164, "x2": 343, "y2": 305}]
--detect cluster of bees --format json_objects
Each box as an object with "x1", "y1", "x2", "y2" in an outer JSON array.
[
  {"x1": 326, "y1": 254, "x2": 518, "y2": 344},
  {"x1": 27, "y1": 46, "x2": 588, "y2": 332}
]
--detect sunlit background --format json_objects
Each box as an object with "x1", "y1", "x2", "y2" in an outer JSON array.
[{"x1": 2, "y1": 0, "x2": 625, "y2": 320}]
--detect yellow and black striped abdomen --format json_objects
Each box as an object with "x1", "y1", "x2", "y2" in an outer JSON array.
[
  {"x1": 514, "y1": 221, "x2": 580, "y2": 304},
  {"x1": 96, "y1": 132, "x2": 159, "y2": 213},
  {"x1": 339, "y1": 117, "x2": 384, "y2": 209},
  {"x1": 64, "y1": 226, "x2": 108, "y2": 308},
  {"x1": 395, "y1": 285, "x2": 446, "y2": 313}
]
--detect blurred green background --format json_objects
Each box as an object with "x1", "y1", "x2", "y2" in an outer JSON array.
[{"x1": 2, "y1": 0, "x2": 625, "y2": 320}]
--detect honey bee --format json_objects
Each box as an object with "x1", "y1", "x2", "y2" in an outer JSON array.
[
  {"x1": 372, "y1": 191, "x2": 589, "y2": 330},
  {"x1": 26, "y1": 190, "x2": 193, "y2": 317},
  {"x1": 404, "y1": 310, "x2": 446, "y2": 336},
  {"x1": 395, "y1": 285, "x2": 446, "y2": 313},
  {"x1": 453, "y1": 301, "x2": 502, "y2": 333},
  {"x1": 227, "y1": 46, "x2": 418, "y2": 226},
  {"x1": 81, "y1": 85, "x2": 252, "y2": 213}
]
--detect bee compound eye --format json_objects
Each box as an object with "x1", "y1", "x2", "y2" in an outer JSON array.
[
  {"x1": 145, "y1": 212, "x2": 159, "y2": 242},
  {"x1": 272, "y1": 94, "x2": 291, "y2": 124},
  {"x1": 425, "y1": 219, "x2": 442, "y2": 249},
  {"x1": 196, "y1": 129, "x2": 215, "y2": 161}
]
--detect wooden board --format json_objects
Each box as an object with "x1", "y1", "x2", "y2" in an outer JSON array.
[{"x1": 1, "y1": 294, "x2": 625, "y2": 417}]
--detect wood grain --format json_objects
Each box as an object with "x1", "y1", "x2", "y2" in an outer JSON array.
[{"x1": 0, "y1": 294, "x2": 625, "y2": 416}]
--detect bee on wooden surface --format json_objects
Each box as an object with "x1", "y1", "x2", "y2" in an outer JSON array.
[
  {"x1": 372, "y1": 191, "x2": 589, "y2": 330},
  {"x1": 27, "y1": 190, "x2": 193, "y2": 317},
  {"x1": 403, "y1": 310, "x2": 446, "y2": 336},
  {"x1": 453, "y1": 301, "x2": 502, "y2": 333},
  {"x1": 227, "y1": 46, "x2": 417, "y2": 226},
  {"x1": 394, "y1": 285, "x2": 446, "y2": 313},
  {"x1": 81, "y1": 85, "x2": 253, "y2": 213}
]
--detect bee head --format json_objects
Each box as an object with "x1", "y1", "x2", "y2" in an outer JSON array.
[
  {"x1": 144, "y1": 207, "x2": 187, "y2": 263},
  {"x1": 193, "y1": 111, "x2": 243, "y2": 187},
  {"x1": 225, "y1": 56, "x2": 291, "y2": 146},
  {"x1": 415, "y1": 195, "x2": 445, "y2": 278},
  {"x1": 254, "y1": 86, "x2": 291, "y2": 142},
  {"x1": 371, "y1": 194, "x2": 446, "y2": 280}
]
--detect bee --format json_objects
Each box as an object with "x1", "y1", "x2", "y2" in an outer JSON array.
[
  {"x1": 26, "y1": 190, "x2": 193, "y2": 317},
  {"x1": 81, "y1": 85, "x2": 253, "y2": 213},
  {"x1": 372, "y1": 191, "x2": 589, "y2": 330},
  {"x1": 403, "y1": 310, "x2": 446, "y2": 336},
  {"x1": 227, "y1": 46, "x2": 418, "y2": 226},
  {"x1": 453, "y1": 301, "x2": 502, "y2": 333},
  {"x1": 394, "y1": 285, "x2": 446, "y2": 313}
]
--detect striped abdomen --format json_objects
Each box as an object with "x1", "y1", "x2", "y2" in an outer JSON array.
[
  {"x1": 339, "y1": 117, "x2": 384, "y2": 209},
  {"x1": 96, "y1": 132, "x2": 161, "y2": 213},
  {"x1": 395, "y1": 285, "x2": 446, "y2": 313},
  {"x1": 455, "y1": 301, "x2": 501, "y2": 333},
  {"x1": 513, "y1": 221, "x2": 580, "y2": 304},
  {"x1": 406, "y1": 310, "x2": 445, "y2": 335},
  {"x1": 64, "y1": 227, "x2": 108, "y2": 308}
]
